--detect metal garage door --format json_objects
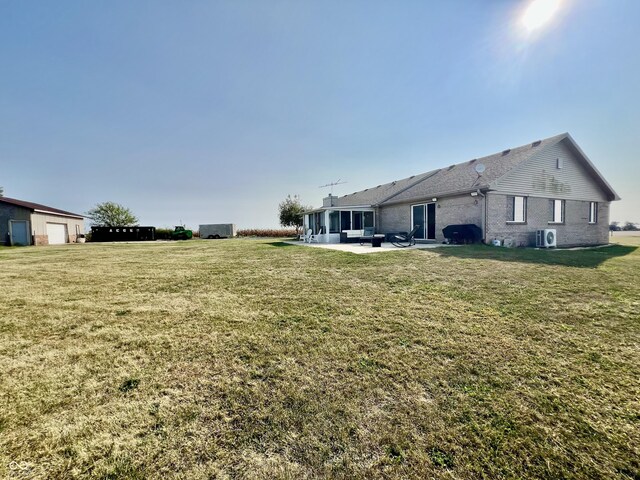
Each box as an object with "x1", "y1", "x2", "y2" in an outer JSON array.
[{"x1": 47, "y1": 223, "x2": 67, "y2": 244}]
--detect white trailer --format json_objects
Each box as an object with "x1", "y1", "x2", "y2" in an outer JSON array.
[{"x1": 199, "y1": 223, "x2": 237, "y2": 239}]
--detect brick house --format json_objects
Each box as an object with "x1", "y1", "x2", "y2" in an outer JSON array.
[{"x1": 303, "y1": 133, "x2": 620, "y2": 247}]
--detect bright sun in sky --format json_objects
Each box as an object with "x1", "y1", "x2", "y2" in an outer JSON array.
[{"x1": 522, "y1": 0, "x2": 561, "y2": 31}]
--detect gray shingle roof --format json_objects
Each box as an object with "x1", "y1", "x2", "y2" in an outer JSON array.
[
  {"x1": 330, "y1": 133, "x2": 569, "y2": 207},
  {"x1": 330, "y1": 170, "x2": 438, "y2": 207}
]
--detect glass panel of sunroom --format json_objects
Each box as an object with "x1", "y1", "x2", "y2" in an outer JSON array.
[
  {"x1": 363, "y1": 211, "x2": 374, "y2": 228},
  {"x1": 314, "y1": 212, "x2": 326, "y2": 234},
  {"x1": 353, "y1": 211, "x2": 363, "y2": 230},
  {"x1": 329, "y1": 211, "x2": 339, "y2": 233},
  {"x1": 340, "y1": 211, "x2": 351, "y2": 231}
]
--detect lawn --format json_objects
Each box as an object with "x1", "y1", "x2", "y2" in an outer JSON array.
[{"x1": 1, "y1": 238, "x2": 638, "y2": 479}]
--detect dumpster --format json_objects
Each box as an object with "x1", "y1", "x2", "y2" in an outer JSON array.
[{"x1": 91, "y1": 226, "x2": 156, "y2": 242}]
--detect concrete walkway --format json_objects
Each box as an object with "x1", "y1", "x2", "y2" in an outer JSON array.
[{"x1": 284, "y1": 240, "x2": 457, "y2": 254}]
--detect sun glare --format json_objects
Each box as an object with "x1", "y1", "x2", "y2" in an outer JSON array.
[{"x1": 522, "y1": 0, "x2": 561, "y2": 32}]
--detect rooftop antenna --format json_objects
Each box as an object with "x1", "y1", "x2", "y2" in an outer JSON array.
[
  {"x1": 319, "y1": 179, "x2": 347, "y2": 196},
  {"x1": 472, "y1": 163, "x2": 486, "y2": 187}
]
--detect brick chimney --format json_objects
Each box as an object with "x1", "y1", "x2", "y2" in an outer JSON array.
[{"x1": 322, "y1": 194, "x2": 336, "y2": 207}]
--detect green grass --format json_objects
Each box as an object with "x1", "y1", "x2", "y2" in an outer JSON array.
[{"x1": 1, "y1": 238, "x2": 639, "y2": 479}]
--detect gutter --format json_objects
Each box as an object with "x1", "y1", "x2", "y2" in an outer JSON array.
[
  {"x1": 379, "y1": 187, "x2": 489, "y2": 207},
  {"x1": 302, "y1": 205, "x2": 373, "y2": 214}
]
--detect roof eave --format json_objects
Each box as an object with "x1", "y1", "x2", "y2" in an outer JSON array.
[
  {"x1": 303, "y1": 205, "x2": 374, "y2": 213},
  {"x1": 380, "y1": 187, "x2": 489, "y2": 207},
  {"x1": 33, "y1": 208, "x2": 85, "y2": 219}
]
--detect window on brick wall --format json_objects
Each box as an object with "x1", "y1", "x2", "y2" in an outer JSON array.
[
  {"x1": 589, "y1": 202, "x2": 598, "y2": 224},
  {"x1": 508, "y1": 196, "x2": 526, "y2": 222},
  {"x1": 550, "y1": 199, "x2": 564, "y2": 223}
]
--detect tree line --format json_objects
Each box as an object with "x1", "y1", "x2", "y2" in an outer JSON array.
[{"x1": 610, "y1": 221, "x2": 639, "y2": 231}]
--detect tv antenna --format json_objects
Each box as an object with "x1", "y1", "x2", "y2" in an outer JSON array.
[{"x1": 319, "y1": 179, "x2": 347, "y2": 195}]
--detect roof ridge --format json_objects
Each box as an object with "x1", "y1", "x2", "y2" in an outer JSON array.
[
  {"x1": 326, "y1": 133, "x2": 573, "y2": 208},
  {"x1": 462, "y1": 132, "x2": 568, "y2": 168},
  {"x1": 374, "y1": 169, "x2": 440, "y2": 206},
  {"x1": 338, "y1": 133, "x2": 568, "y2": 201},
  {"x1": 0, "y1": 196, "x2": 84, "y2": 218}
]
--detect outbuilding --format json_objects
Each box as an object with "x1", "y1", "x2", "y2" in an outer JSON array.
[{"x1": 0, "y1": 196, "x2": 85, "y2": 246}]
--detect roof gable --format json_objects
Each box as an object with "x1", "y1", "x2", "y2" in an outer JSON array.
[{"x1": 489, "y1": 136, "x2": 620, "y2": 201}]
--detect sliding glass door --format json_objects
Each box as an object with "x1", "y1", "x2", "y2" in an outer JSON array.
[
  {"x1": 411, "y1": 203, "x2": 436, "y2": 240},
  {"x1": 412, "y1": 205, "x2": 425, "y2": 239}
]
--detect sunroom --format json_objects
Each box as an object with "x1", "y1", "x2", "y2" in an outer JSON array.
[{"x1": 303, "y1": 207, "x2": 375, "y2": 243}]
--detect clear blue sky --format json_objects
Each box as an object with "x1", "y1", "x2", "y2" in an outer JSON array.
[{"x1": 1, "y1": 0, "x2": 638, "y2": 228}]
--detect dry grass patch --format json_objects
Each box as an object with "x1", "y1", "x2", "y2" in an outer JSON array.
[{"x1": 1, "y1": 238, "x2": 639, "y2": 478}]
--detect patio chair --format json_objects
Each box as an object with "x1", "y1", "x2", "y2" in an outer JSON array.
[
  {"x1": 307, "y1": 228, "x2": 320, "y2": 243},
  {"x1": 359, "y1": 227, "x2": 376, "y2": 245},
  {"x1": 390, "y1": 225, "x2": 420, "y2": 248}
]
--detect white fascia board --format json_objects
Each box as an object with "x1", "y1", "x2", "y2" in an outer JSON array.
[
  {"x1": 564, "y1": 133, "x2": 621, "y2": 201},
  {"x1": 33, "y1": 209, "x2": 84, "y2": 219}
]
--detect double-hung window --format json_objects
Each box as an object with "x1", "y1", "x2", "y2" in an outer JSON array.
[
  {"x1": 589, "y1": 202, "x2": 598, "y2": 224},
  {"x1": 551, "y1": 199, "x2": 564, "y2": 223},
  {"x1": 508, "y1": 196, "x2": 526, "y2": 223}
]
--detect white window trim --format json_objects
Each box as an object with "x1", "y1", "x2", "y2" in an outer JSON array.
[
  {"x1": 589, "y1": 202, "x2": 598, "y2": 224},
  {"x1": 507, "y1": 196, "x2": 527, "y2": 223},
  {"x1": 549, "y1": 199, "x2": 564, "y2": 224}
]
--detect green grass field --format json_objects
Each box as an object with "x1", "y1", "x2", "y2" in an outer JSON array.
[{"x1": 1, "y1": 238, "x2": 638, "y2": 479}]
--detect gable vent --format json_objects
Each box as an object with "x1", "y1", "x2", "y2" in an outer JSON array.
[
  {"x1": 502, "y1": 149, "x2": 511, "y2": 156},
  {"x1": 532, "y1": 140, "x2": 542, "y2": 147}
]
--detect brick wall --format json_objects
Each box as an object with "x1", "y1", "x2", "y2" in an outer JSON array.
[
  {"x1": 34, "y1": 235, "x2": 49, "y2": 246},
  {"x1": 378, "y1": 195, "x2": 483, "y2": 242},
  {"x1": 378, "y1": 203, "x2": 411, "y2": 234},
  {"x1": 486, "y1": 193, "x2": 610, "y2": 247}
]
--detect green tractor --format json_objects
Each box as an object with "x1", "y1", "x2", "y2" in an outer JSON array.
[{"x1": 171, "y1": 226, "x2": 193, "y2": 240}]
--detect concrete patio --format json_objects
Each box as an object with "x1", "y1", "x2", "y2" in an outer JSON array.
[{"x1": 284, "y1": 240, "x2": 457, "y2": 254}]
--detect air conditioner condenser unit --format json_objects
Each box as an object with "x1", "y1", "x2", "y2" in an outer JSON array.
[{"x1": 536, "y1": 229, "x2": 557, "y2": 248}]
